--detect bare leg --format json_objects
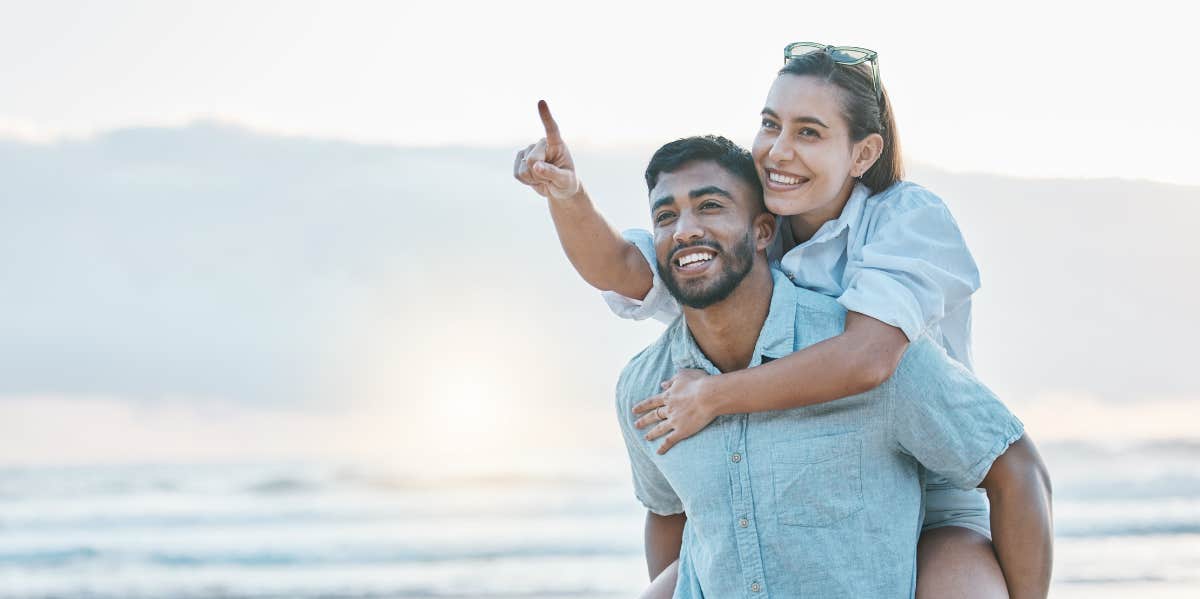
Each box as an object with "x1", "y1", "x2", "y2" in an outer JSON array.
[
  {"x1": 916, "y1": 526, "x2": 1009, "y2": 599},
  {"x1": 637, "y1": 558, "x2": 678, "y2": 599}
]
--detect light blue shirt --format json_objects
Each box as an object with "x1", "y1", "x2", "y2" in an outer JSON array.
[
  {"x1": 616, "y1": 269, "x2": 1023, "y2": 598},
  {"x1": 604, "y1": 181, "x2": 981, "y2": 369}
]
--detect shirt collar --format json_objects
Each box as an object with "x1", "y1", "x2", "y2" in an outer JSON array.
[
  {"x1": 668, "y1": 268, "x2": 796, "y2": 373},
  {"x1": 790, "y1": 182, "x2": 872, "y2": 247}
]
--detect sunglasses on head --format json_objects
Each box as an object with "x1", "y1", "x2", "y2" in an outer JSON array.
[{"x1": 783, "y1": 42, "x2": 881, "y2": 104}]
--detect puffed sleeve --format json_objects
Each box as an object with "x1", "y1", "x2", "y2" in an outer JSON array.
[
  {"x1": 601, "y1": 229, "x2": 681, "y2": 325},
  {"x1": 837, "y1": 188, "x2": 980, "y2": 342}
]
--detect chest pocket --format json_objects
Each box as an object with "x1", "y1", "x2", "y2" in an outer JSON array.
[{"x1": 771, "y1": 432, "x2": 865, "y2": 527}]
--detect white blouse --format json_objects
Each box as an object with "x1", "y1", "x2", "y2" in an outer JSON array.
[{"x1": 602, "y1": 181, "x2": 981, "y2": 369}]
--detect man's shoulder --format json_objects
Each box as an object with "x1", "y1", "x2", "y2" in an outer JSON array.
[{"x1": 615, "y1": 320, "x2": 682, "y2": 408}]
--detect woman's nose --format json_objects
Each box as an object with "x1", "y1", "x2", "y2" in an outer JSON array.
[{"x1": 768, "y1": 135, "x2": 794, "y2": 164}]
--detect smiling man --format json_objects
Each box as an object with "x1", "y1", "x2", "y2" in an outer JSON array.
[{"x1": 597, "y1": 135, "x2": 1052, "y2": 598}]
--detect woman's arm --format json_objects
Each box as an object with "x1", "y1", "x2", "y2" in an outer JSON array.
[
  {"x1": 635, "y1": 311, "x2": 907, "y2": 453},
  {"x1": 545, "y1": 186, "x2": 653, "y2": 299},
  {"x1": 513, "y1": 101, "x2": 652, "y2": 299}
]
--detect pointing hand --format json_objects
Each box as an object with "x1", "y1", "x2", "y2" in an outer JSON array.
[{"x1": 513, "y1": 100, "x2": 581, "y2": 201}]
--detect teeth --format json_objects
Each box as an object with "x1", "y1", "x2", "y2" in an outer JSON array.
[
  {"x1": 677, "y1": 252, "x2": 715, "y2": 266},
  {"x1": 769, "y1": 171, "x2": 803, "y2": 185}
]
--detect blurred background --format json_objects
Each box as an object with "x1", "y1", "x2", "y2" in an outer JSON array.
[{"x1": 2, "y1": 1, "x2": 1198, "y2": 597}]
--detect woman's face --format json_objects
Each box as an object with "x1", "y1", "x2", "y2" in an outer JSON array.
[{"x1": 751, "y1": 74, "x2": 864, "y2": 219}]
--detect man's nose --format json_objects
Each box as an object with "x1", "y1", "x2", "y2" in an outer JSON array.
[{"x1": 672, "y1": 211, "x2": 704, "y2": 245}]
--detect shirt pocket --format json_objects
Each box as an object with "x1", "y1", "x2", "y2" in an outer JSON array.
[{"x1": 771, "y1": 432, "x2": 865, "y2": 527}]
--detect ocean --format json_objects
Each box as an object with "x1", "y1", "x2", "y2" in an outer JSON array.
[{"x1": 1, "y1": 441, "x2": 1197, "y2": 598}]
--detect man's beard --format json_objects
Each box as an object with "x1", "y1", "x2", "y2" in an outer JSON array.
[{"x1": 659, "y1": 230, "x2": 756, "y2": 310}]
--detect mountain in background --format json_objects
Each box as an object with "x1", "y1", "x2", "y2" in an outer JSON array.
[{"x1": 2, "y1": 122, "x2": 1197, "y2": 462}]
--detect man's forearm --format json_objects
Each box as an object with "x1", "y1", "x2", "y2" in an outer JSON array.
[
  {"x1": 983, "y1": 436, "x2": 1054, "y2": 598},
  {"x1": 546, "y1": 186, "x2": 652, "y2": 299},
  {"x1": 643, "y1": 511, "x2": 686, "y2": 580}
]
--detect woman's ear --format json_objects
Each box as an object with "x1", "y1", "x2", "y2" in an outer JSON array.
[
  {"x1": 754, "y1": 211, "x2": 777, "y2": 251},
  {"x1": 852, "y1": 133, "x2": 884, "y2": 178}
]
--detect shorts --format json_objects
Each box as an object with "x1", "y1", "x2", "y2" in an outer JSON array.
[{"x1": 921, "y1": 473, "x2": 991, "y2": 538}]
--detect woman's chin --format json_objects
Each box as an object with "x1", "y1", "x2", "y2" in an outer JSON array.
[{"x1": 764, "y1": 194, "x2": 809, "y2": 216}]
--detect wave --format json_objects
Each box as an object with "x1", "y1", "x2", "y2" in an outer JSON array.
[
  {"x1": 1056, "y1": 522, "x2": 1200, "y2": 539},
  {"x1": 0, "y1": 464, "x2": 622, "y2": 501},
  {"x1": 0, "y1": 589, "x2": 619, "y2": 599},
  {"x1": 0, "y1": 542, "x2": 639, "y2": 569}
]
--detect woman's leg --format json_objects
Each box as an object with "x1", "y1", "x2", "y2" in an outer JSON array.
[
  {"x1": 637, "y1": 559, "x2": 678, "y2": 599},
  {"x1": 916, "y1": 525, "x2": 1008, "y2": 599}
]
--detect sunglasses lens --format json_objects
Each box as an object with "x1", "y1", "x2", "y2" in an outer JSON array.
[
  {"x1": 784, "y1": 43, "x2": 824, "y2": 60},
  {"x1": 829, "y1": 48, "x2": 871, "y2": 64}
]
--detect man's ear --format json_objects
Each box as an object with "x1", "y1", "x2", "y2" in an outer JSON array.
[
  {"x1": 852, "y1": 133, "x2": 884, "y2": 178},
  {"x1": 753, "y1": 211, "x2": 777, "y2": 252}
]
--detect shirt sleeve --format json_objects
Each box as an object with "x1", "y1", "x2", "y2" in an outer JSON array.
[
  {"x1": 601, "y1": 229, "x2": 681, "y2": 325},
  {"x1": 615, "y1": 369, "x2": 684, "y2": 516},
  {"x1": 838, "y1": 189, "x2": 981, "y2": 342},
  {"x1": 887, "y1": 337, "x2": 1025, "y2": 489}
]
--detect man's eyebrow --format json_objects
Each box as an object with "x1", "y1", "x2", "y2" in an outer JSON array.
[
  {"x1": 651, "y1": 195, "x2": 675, "y2": 212},
  {"x1": 689, "y1": 186, "x2": 733, "y2": 200},
  {"x1": 761, "y1": 107, "x2": 829, "y2": 129}
]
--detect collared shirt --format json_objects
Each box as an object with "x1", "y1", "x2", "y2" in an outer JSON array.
[
  {"x1": 604, "y1": 181, "x2": 981, "y2": 369},
  {"x1": 616, "y1": 269, "x2": 1023, "y2": 598}
]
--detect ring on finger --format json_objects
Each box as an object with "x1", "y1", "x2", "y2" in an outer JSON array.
[{"x1": 656, "y1": 406, "x2": 668, "y2": 421}]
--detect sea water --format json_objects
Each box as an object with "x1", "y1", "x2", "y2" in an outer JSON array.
[{"x1": 0, "y1": 441, "x2": 1197, "y2": 598}]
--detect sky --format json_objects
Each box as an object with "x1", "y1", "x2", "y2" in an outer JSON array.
[
  {"x1": 1, "y1": 0, "x2": 1197, "y2": 184},
  {"x1": 2, "y1": 1, "x2": 1199, "y2": 467},
  {"x1": 1, "y1": 129, "x2": 1198, "y2": 467}
]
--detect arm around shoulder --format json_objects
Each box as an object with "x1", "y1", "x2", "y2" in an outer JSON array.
[{"x1": 707, "y1": 310, "x2": 907, "y2": 417}]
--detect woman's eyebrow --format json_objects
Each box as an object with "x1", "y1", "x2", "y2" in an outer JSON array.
[
  {"x1": 793, "y1": 116, "x2": 830, "y2": 128},
  {"x1": 761, "y1": 107, "x2": 829, "y2": 129}
]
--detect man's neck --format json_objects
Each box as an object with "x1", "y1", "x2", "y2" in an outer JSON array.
[{"x1": 681, "y1": 261, "x2": 774, "y2": 373}]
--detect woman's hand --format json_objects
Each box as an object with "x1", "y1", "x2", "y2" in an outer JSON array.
[
  {"x1": 513, "y1": 100, "x2": 581, "y2": 201},
  {"x1": 632, "y1": 368, "x2": 720, "y2": 455}
]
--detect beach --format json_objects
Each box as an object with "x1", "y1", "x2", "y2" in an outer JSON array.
[{"x1": 1, "y1": 440, "x2": 1197, "y2": 598}]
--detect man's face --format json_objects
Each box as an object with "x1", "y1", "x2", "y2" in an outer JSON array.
[{"x1": 649, "y1": 160, "x2": 770, "y2": 309}]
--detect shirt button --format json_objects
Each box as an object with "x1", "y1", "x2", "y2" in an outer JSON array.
[
  {"x1": 739, "y1": 517, "x2": 749, "y2": 528},
  {"x1": 731, "y1": 453, "x2": 742, "y2": 463},
  {"x1": 751, "y1": 582, "x2": 762, "y2": 593}
]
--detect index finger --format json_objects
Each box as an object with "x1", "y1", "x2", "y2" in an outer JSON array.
[{"x1": 537, "y1": 100, "x2": 563, "y2": 146}]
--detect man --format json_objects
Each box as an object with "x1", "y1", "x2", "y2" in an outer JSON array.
[
  {"x1": 619, "y1": 136, "x2": 1051, "y2": 598},
  {"x1": 515, "y1": 106, "x2": 1052, "y2": 597}
]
